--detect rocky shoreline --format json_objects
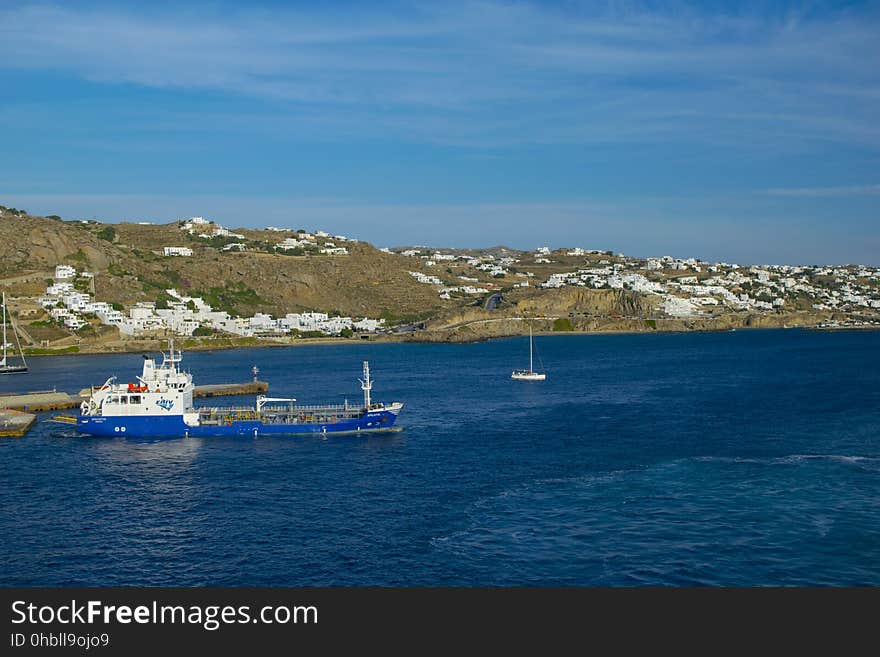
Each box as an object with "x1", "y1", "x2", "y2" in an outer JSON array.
[{"x1": 19, "y1": 317, "x2": 879, "y2": 358}]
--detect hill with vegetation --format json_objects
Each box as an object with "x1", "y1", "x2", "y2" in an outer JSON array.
[
  {"x1": 0, "y1": 206, "x2": 443, "y2": 322},
  {"x1": 1, "y1": 203, "x2": 877, "y2": 353}
]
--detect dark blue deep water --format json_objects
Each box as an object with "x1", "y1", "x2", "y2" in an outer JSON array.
[{"x1": 1, "y1": 329, "x2": 879, "y2": 586}]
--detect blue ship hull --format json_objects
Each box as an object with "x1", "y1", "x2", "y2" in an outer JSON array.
[{"x1": 76, "y1": 409, "x2": 400, "y2": 438}]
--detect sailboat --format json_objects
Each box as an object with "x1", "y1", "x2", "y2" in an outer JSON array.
[
  {"x1": 511, "y1": 324, "x2": 545, "y2": 381},
  {"x1": 1, "y1": 291, "x2": 28, "y2": 374}
]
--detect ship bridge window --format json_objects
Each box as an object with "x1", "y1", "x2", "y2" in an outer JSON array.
[
  {"x1": 129, "y1": 396, "x2": 141, "y2": 404},
  {"x1": 119, "y1": 396, "x2": 128, "y2": 404},
  {"x1": 106, "y1": 396, "x2": 118, "y2": 404}
]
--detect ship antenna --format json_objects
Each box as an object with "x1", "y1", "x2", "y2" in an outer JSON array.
[
  {"x1": 166, "y1": 337, "x2": 182, "y2": 370},
  {"x1": 359, "y1": 361, "x2": 372, "y2": 408}
]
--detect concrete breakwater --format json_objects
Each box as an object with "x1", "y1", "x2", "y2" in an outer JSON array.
[
  {"x1": 0, "y1": 391, "x2": 73, "y2": 413},
  {"x1": 0, "y1": 409, "x2": 36, "y2": 437},
  {"x1": 0, "y1": 381, "x2": 269, "y2": 414}
]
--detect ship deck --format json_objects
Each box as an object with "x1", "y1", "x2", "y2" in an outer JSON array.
[{"x1": 196, "y1": 403, "x2": 367, "y2": 426}]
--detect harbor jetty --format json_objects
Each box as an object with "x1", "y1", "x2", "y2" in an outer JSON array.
[
  {"x1": 0, "y1": 381, "x2": 269, "y2": 413},
  {"x1": 0, "y1": 391, "x2": 72, "y2": 413},
  {"x1": 0, "y1": 409, "x2": 36, "y2": 438}
]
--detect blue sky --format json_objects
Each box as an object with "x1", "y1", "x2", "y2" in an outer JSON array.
[{"x1": 1, "y1": 0, "x2": 878, "y2": 264}]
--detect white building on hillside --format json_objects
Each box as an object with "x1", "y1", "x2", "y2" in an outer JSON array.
[
  {"x1": 164, "y1": 246, "x2": 193, "y2": 257},
  {"x1": 208, "y1": 226, "x2": 245, "y2": 239},
  {"x1": 55, "y1": 265, "x2": 76, "y2": 280}
]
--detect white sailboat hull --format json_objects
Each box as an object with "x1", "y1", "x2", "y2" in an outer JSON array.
[{"x1": 511, "y1": 370, "x2": 546, "y2": 381}]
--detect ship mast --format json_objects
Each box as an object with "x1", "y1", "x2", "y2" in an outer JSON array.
[
  {"x1": 360, "y1": 361, "x2": 373, "y2": 408},
  {"x1": 165, "y1": 338, "x2": 182, "y2": 371}
]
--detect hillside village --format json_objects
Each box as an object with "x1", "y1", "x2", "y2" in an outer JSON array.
[
  {"x1": 39, "y1": 264, "x2": 385, "y2": 338},
  {"x1": 1, "y1": 204, "x2": 878, "y2": 353}
]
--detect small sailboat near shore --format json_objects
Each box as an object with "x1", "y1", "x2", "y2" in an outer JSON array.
[
  {"x1": 512, "y1": 324, "x2": 545, "y2": 381},
  {"x1": 1, "y1": 291, "x2": 28, "y2": 375}
]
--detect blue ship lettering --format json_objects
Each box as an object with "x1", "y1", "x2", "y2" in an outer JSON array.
[{"x1": 156, "y1": 398, "x2": 174, "y2": 411}]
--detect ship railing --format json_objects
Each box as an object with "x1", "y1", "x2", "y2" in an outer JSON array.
[
  {"x1": 196, "y1": 404, "x2": 366, "y2": 422},
  {"x1": 197, "y1": 406, "x2": 257, "y2": 416},
  {"x1": 197, "y1": 407, "x2": 259, "y2": 422},
  {"x1": 197, "y1": 403, "x2": 360, "y2": 413},
  {"x1": 198, "y1": 405, "x2": 255, "y2": 411},
  {"x1": 282, "y1": 403, "x2": 361, "y2": 413}
]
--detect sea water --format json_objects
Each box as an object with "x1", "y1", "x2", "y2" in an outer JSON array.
[{"x1": 1, "y1": 329, "x2": 878, "y2": 585}]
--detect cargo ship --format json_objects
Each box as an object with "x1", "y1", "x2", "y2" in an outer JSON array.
[{"x1": 72, "y1": 343, "x2": 403, "y2": 437}]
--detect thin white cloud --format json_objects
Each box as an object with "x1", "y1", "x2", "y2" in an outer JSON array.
[
  {"x1": 764, "y1": 184, "x2": 880, "y2": 197},
  {"x1": 0, "y1": 1, "x2": 877, "y2": 148}
]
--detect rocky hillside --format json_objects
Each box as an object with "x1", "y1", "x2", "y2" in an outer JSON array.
[
  {"x1": 513, "y1": 286, "x2": 659, "y2": 317},
  {"x1": 1, "y1": 203, "x2": 872, "y2": 352},
  {"x1": 0, "y1": 210, "x2": 117, "y2": 274},
  {"x1": 0, "y1": 206, "x2": 444, "y2": 321}
]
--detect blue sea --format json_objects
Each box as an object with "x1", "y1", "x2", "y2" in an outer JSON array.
[{"x1": 1, "y1": 329, "x2": 879, "y2": 586}]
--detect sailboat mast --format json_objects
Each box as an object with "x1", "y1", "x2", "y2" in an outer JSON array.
[
  {"x1": 2, "y1": 291, "x2": 7, "y2": 365},
  {"x1": 529, "y1": 324, "x2": 533, "y2": 372},
  {"x1": 10, "y1": 304, "x2": 27, "y2": 369}
]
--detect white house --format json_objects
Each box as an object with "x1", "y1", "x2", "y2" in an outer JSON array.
[
  {"x1": 55, "y1": 265, "x2": 76, "y2": 280},
  {"x1": 210, "y1": 226, "x2": 245, "y2": 239},
  {"x1": 96, "y1": 309, "x2": 124, "y2": 325},
  {"x1": 249, "y1": 313, "x2": 277, "y2": 331},
  {"x1": 164, "y1": 246, "x2": 193, "y2": 257},
  {"x1": 276, "y1": 237, "x2": 315, "y2": 250},
  {"x1": 64, "y1": 316, "x2": 87, "y2": 330},
  {"x1": 409, "y1": 271, "x2": 442, "y2": 285},
  {"x1": 353, "y1": 318, "x2": 386, "y2": 332},
  {"x1": 46, "y1": 282, "x2": 75, "y2": 296}
]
